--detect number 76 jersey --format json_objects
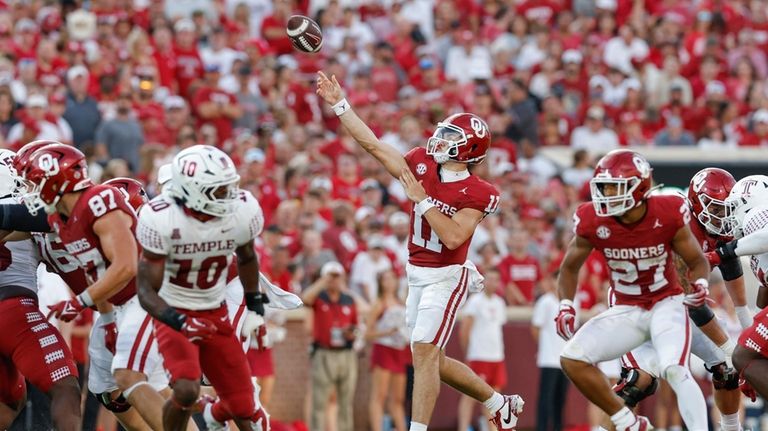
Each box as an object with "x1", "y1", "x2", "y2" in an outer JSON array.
[
  {"x1": 137, "y1": 190, "x2": 264, "y2": 310},
  {"x1": 574, "y1": 194, "x2": 689, "y2": 309},
  {"x1": 404, "y1": 147, "x2": 500, "y2": 268}
]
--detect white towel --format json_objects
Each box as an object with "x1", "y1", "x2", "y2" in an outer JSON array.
[
  {"x1": 462, "y1": 260, "x2": 485, "y2": 293},
  {"x1": 260, "y1": 272, "x2": 303, "y2": 310}
]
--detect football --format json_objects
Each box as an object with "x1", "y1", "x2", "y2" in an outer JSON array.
[{"x1": 286, "y1": 15, "x2": 323, "y2": 53}]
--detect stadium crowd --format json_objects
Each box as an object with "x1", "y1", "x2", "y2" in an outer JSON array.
[{"x1": 1, "y1": 0, "x2": 768, "y2": 429}]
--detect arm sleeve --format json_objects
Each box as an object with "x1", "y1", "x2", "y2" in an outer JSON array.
[
  {"x1": 735, "y1": 229, "x2": 768, "y2": 257},
  {"x1": 235, "y1": 191, "x2": 264, "y2": 246},
  {"x1": 0, "y1": 204, "x2": 51, "y2": 232}
]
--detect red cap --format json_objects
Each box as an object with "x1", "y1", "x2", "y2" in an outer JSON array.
[{"x1": 520, "y1": 205, "x2": 545, "y2": 221}]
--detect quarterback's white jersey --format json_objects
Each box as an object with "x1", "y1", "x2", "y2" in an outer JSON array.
[
  {"x1": 137, "y1": 190, "x2": 264, "y2": 310},
  {"x1": 0, "y1": 196, "x2": 39, "y2": 291}
]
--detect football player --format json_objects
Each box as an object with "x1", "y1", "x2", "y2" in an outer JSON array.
[
  {"x1": 610, "y1": 169, "x2": 746, "y2": 431},
  {"x1": 136, "y1": 145, "x2": 266, "y2": 431},
  {"x1": 556, "y1": 150, "x2": 711, "y2": 431},
  {"x1": 706, "y1": 175, "x2": 768, "y2": 399},
  {"x1": 316, "y1": 72, "x2": 523, "y2": 431},
  {"x1": 0, "y1": 151, "x2": 81, "y2": 431},
  {"x1": 17, "y1": 144, "x2": 169, "y2": 430}
]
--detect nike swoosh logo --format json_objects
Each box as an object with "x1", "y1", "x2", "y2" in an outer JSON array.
[{"x1": 222, "y1": 227, "x2": 234, "y2": 233}]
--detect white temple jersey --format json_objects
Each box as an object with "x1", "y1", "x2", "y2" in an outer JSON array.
[{"x1": 137, "y1": 190, "x2": 263, "y2": 310}]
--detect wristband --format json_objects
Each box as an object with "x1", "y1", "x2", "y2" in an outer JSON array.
[
  {"x1": 693, "y1": 278, "x2": 709, "y2": 289},
  {"x1": 332, "y1": 98, "x2": 350, "y2": 116},
  {"x1": 245, "y1": 291, "x2": 269, "y2": 314},
  {"x1": 159, "y1": 307, "x2": 186, "y2": 332},
  {"x1": 559, "y1": 299, "x2": 574, "y2": 308},
  {"x1": 78, "y1": 291, "x2": 94, "y2": 307},
  {"x1": 416, "y1": 198, "x2": 435, "y2": 216},
  {"x1": 100, "y1": 310, "x2": 116, "y2": 324}
]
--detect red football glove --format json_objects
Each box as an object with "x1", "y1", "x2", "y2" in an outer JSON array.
[
  {"x1": 47, "y1": 297, "x2": 87, "y2": 322},
  {"x1": 739, "y1": 378, "x2": 757, "y2": 402},
  {"x1": 181, "y1": 317, "x2": 218, "y2": 343},
  {"x1": 555, "y1": 300, "x2": 576, "y2": 340},
  {"x1": 705, "y1": 251, "x2": 721, "y2": 268},
  {"x1": 683, "y1": 278, "x2": 710, "y2": 308},
  {"x1": 104, "y1": 322, "x2": 118, "y2": 355}
]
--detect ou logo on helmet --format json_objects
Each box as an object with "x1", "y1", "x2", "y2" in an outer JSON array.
[
  {"x1": 37, "y1": 153, "x2": 60, "y2": 176},
  {"x1": 469, "y1": 117, "x2": 487, "y2": 139},
  {"x1": 631, "y1": 155, "x2": 650, "y2": 178},
  {"x1": 691, "y1": 170, "x2": 708, "y2": 193}
]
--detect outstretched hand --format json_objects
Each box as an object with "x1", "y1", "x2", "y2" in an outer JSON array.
[{"x1": 316, "y1": 71, "x2": 344, "y2": 105}]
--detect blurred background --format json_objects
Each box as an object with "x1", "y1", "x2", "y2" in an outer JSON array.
[{"x1": 3, "y1": 0, "x2": 768, "y2": 430}]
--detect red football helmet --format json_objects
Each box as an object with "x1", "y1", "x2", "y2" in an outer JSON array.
[
  {"x1": 13, "y1": 140, "x2": 62, "y2": 175},
  {"x1": 21, "y1": 144, "x2": 92, "y2": 215},
  {"x1": 590, "y1": 149, "x2": 653, "y2": 217},
  {"x1": 426, "y1": 113, "x2": 491, "y2": 164},
  {"x1": 104, "y1": 177, "x2": 148, "y2": 211},
  {"x1": 687, "y1": 168, "x2": 736, "y2": 237}
]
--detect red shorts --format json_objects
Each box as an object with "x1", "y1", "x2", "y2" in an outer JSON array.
[
  {"x1": 0, "y1": 356, "x2": 25, "y2": 407},
  {"x1": 739, "y1": 307, "x2": 768, "y2": 358},
  {"x1": 0, "y1": 297, "x2": 77, "y2": 394},
  {"x1": 154, "y1": 305, "x2": 255, "y2": 420},
  {"x1": 246, "y1": 348, "x2": 274, "y2": 378},
  {"x1": 371, "y1": 344, "x2": 407, "y2": 374},
  {"x1": 469, "y1": 360, "x2": 507, "y2": 389}
]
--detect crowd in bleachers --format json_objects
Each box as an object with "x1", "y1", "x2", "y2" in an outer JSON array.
[{"x1": 2, "y1": 0, "x2": 767, "y2": 429}]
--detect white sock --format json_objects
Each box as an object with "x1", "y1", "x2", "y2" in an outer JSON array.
[
  {"x1": 409, "y1": 422, "x2": 428, "y2": 431},
  {"x1": 665, "y1": 366, "x2": 708, "y2": 431},
  {"x1": 721, "y1": 412, "x2": 741, "y2": 431},
  {"x1": 483, "y1": 392, "x2": 504, "y2": 413},
  {"x1": 669, "y1": 426, "x2": 682, "y2": 431},
  {"x1": 735, "y1": 306, "x2": 753, "y2": 329},
  {"x1": 611, "y1": 407, "x2": 636, "y2": 430}
]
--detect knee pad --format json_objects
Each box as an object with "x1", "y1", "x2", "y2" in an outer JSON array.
[
  {"x1": 663, "y1": 364, "x2": 691, "y2": 386},
  {"x1": 560, "y1": 339, "x2": 590, "y2": 363},
  {"x1": 707, "y1": 362, "x2": 739, "y2": 391},
  {"x1": 95, "y1": 391, "x2": 131, "y2": 413},
  {"x1": 612, "y1": 368, "x2": 659, "y2": 408}
]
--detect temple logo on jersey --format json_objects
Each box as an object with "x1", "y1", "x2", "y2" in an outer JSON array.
[
  {"x1": 604, "y1": 244, "x2": 665, "y2": 260},
  {"x1": 171, "y1": 239, "x2": 236, "y2": 255},
  {"x1": 64, "y1": 238, "x2": 92, "y2": 254},
  {"x1": 171, "y1": 228, "x2": 181, "y2": 240},
  {"x1": 596, "y1": 225, "x2": 611, "y2": 239},
  {"x1": 425, "y1": 197, "x2": 457, "y2": 216},
  {"x1": 416, "y1": 163, "x2": 427, "y2": 176}
]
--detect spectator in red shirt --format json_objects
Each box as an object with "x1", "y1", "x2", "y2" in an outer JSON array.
[
  {"x1": 193, "y1": 64, "x2": 242, "y2": 146},
  {"x1": 261, "y1": 0, "x2": 295, "y2": 55},
  {"x1": 302, "y1": 261, "x2": 359, "y2": 431},
  {"x1": 172, "y1": 19, "x2": 203, "y2": 98},
  {"x1": 741, "y1": 109, "x2": 768, "y2": 147},
  {"x1": 151, "y1": 25, "x2": 177, "y2": 92},
  {"x1": 331, "y1": 153, "x2": 363, "y2": 204},
  {"x1": 499, "y1": 229, "x2": 542, "y2": 304},
  {"x1": 322, "y1": 201, "x2": 361, "y2": 272}
]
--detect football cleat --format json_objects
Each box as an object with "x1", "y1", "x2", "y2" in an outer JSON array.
[
  {"x1": 202, "y1": 397, "x2": 229, "y2": 431},
  {"x1": 489, "y1": 394, "x2": 524, "y2": 430}
]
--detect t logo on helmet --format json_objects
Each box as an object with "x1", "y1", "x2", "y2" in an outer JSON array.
[{"x1": 37, "y1": 153, "x2": 60, "y2": 176}]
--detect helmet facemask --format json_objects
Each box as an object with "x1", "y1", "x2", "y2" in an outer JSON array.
[
  {"x1": 426, "y1": 123, "x2": 466, "y2": 164},
  {"x1": 590, "y1": 175, "x2": 641, "y2": 217},
  {"x1": 696, "y1": 193, "x2": 731, "y2": 236},
  {"x1": 172, "y1": 176, "x2": 240, "y2": 217}
]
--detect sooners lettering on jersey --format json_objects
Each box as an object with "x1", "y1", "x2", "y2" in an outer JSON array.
[
  {"x1": 137, "y1": 190, "x2": 263, "y2": 310},
  {"x1": 404, "y1": 147, "x2": 500, "y2": 268},
  {"x1": 574, "y1": 194, "x2": 688, "y2": 308},
  {"x1": 32, "y1": 232, "x2": 90, "y2": 295},
  {"x1": 47, "y1": 184, "x2": 136, "y2": 305}
]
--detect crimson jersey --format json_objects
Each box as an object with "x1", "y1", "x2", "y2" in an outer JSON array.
[
  {"x1": 574, "y1": 194, "x2": 690, "y2": 308},
  {"x1": 404, "y1": 148, "x2": 500, "y2": 267},
  {"x1": 688, "y1": 217, "x2": 719, "y2": 253},
  {"x1": 33, "y1": 232, "x2": 90, "y2": 295},
  {"x1": 47, "y1": 185, "x2": 136, "y2": 305}
]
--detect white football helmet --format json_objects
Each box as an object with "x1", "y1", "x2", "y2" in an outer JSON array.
[
  {"x1": 0, "y1": 149, "x2": 17, "y2": 197},
  {"x1": 168, "y1": 145, "x2": 240, "y2": 217},
  {"x1": 724, "y1": 175, "x2": 768, "y2": 239}
]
